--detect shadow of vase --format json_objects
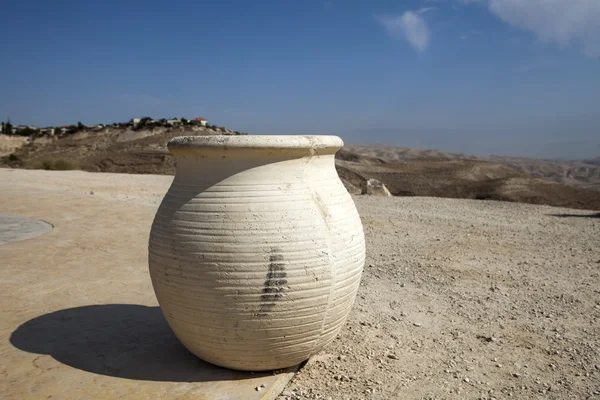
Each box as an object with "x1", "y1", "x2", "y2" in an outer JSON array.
[{"x1": 10, "y1": 304, "x2": 272, "y2": 382}]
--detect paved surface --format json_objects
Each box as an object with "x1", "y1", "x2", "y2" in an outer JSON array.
[
  {"x1": 0, "y1": 169, "x2": 296, "y2": 400},
  {"x1": 0, "y1": 215, "x2": 53, "y2": 245}
]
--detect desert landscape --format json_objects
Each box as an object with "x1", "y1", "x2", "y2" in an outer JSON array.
[
  {"x1": 1, "y1": 127, "x2": 600, "y2": 211},
  {"x1": 0, "y1": 167, "x2": 598, "y2": 400},
  {"x1": 1, "y1": 126, "x2": 599, "y2": 400},
  {"x1": 4, "y1": 1, "x2": 599, "y2": 398}
]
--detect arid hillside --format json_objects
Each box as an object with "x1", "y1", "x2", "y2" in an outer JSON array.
[
  {"x1": 0, "y1": 126, "x2": 231, "y2": 175},
  {"x1": 2, "y1": 131, "x2": 599, "y2": 210},
  {"x1": 336, "y1": 154, "x2": 600, "y2": 211},
  {"x1": 345, "y1": 144, "x2": 600, "y2": 191}
]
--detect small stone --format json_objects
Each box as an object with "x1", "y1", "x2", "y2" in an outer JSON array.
[
  {"x1": 90, "y1": 190, "x2": 94, "y2": 195},
  {"x1": 464, "y1": 377, "x2": 470, "y2": 383},
  {"x1": 255, "y1": 386, "x2": 262, "y2": 391},
  {"x1": 512, "y1": 373, "x2": 521, "y2": 378},
  {"x1": 391, "y1": 316, "x2": 399, "y2": 322},
  {"x1": 388, "y1": 354, "x2": 399, "y2": 360},
  {"x1": 413, "y1": 322, "x2": 422, "y2": 327}
]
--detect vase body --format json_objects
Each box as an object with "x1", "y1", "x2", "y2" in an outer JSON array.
[{"x1": 148, "y1": 135, "x2": 365, "y2": 371}]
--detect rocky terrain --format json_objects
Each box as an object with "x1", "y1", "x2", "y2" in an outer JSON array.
[
  {"x1": 282, "y1": 196, "x2": 600, "y2": 400},
  {"x1": 336, "y1": 148, "x2": 600, "y2": 211},
  {"x1": 0, "y1": 125, "x2": 234, "y2": 175},
  {"x1": 1, "y1": 131, "x2": 600, "y2": 210},
  {"x1": 345, "y1": 144, "x2": 600, "y2": 192}
]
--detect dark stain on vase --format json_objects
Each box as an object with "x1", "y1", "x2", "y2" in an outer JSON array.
[{"x1": 258, "y1": 249, "x2": 287, "y2": 316}]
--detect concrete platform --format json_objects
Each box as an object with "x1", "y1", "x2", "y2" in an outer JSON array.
[
  {"x1": 0, "y1": 215, "x2": 53, "y2": 245},
  {"x1": 0, "y1": 169, "x2": 297, "y2": 400}
]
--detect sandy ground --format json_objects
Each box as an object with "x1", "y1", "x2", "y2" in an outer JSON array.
[{"x1": 1, "y1": 169, "x2": 599, "y2": 399}]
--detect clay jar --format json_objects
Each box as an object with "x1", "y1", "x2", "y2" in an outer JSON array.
[{"x1": 148, "y1": 135, "x2": 365, "y2": 371}]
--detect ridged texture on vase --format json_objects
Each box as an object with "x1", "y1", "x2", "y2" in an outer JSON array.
[{"x1": 148, "y1": 136, "x2": 365, "y2": 371}]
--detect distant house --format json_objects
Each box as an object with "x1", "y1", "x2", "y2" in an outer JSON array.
[
  {"x1": 130, "y1": 118, "x2": 142, "y2": 128},
  {"x1": 192, "y1": 117, "x2": 208, "y2": 127},
  {"x1": 166, "y1": 118, "x2": 180, "y2": 126}
]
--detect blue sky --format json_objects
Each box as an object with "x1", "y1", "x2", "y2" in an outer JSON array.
[{"x1": 1, "y1": 0, "x2": 598, "y2": 159}]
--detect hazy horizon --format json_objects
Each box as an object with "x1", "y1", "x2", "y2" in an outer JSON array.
[{"x1": 1, "y1": 0, "x2": 598, "y2": 160}]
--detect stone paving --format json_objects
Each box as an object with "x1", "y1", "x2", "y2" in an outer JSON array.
[{"x1": 0, "y1": 169, "x2": 295, "y2": 400}]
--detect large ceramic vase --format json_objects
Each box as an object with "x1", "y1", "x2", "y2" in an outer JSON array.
[{"x1": 148, "y1": 135, "x2": 365, "y2": 371}]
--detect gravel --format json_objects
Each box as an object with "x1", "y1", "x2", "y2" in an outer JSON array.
[{"x1": 282, "y1": 196, "x2": 600, "y2": 400}]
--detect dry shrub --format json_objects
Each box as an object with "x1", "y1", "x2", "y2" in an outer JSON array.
[{"x1": 39, "y1": 159, "x2": 75, "y2": 171}]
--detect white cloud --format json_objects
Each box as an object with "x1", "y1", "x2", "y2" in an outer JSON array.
[
  {"x1": 379, "y1": 11, "x2": 431, "y2": 53},
  {"x1": 489, "y1": 0, "x2": 600, "y2": 57},
  {"x1": 417, "y1": 7, "x2": 438, "y2": 14}
]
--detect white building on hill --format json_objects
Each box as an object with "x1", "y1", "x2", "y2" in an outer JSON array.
[{"x1": 192, "y1": 117, "x2": 208, "y2": 126}]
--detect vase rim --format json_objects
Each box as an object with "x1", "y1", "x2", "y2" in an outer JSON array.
[{"x1": 168, "y1": 135, "x2": 344, "y2": 151}]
